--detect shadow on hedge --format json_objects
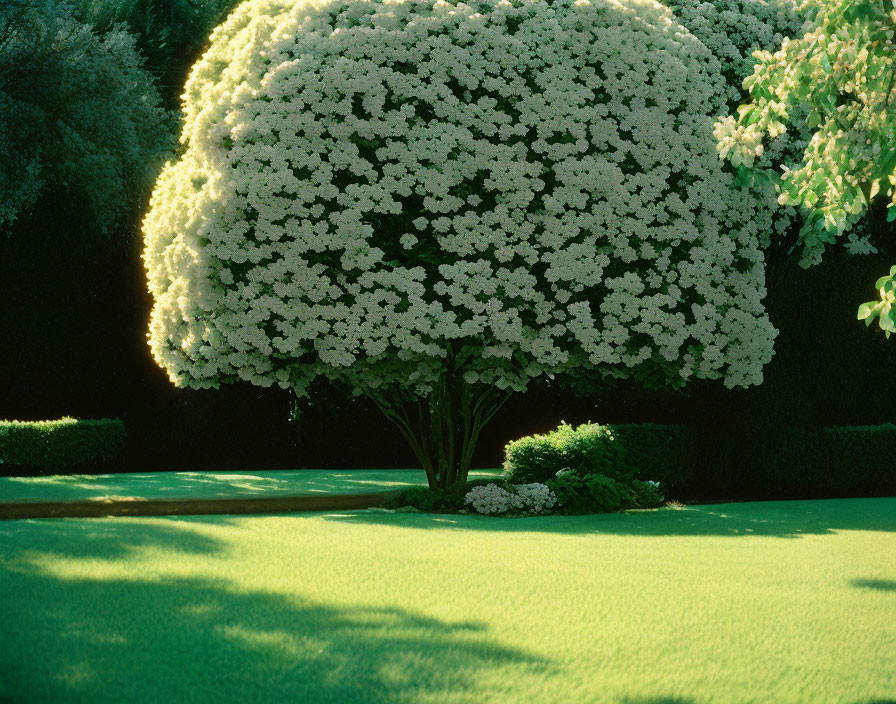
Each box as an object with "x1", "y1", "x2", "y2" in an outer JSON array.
[
  {"x1": 0, "y1": 518, "x2": 546, "y2": 703},
  {"x1": 321, "y1": 497, "x2": 896, "y2": 538}
]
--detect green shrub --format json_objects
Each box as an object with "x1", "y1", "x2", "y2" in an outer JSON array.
[
  {"x1": 383, "y1": 486, "x2": 443, "y2": 513},
  {"x1": 544, "y1": 472, "x2": 665, "y2": 515},
  {"x1": 0, "y1": 417, "x2": 125, "y2": 475},
  {"x1": 581, "y1": 474, "x2": 635, "y2": 513},
  {"x1": 504, "y1": 422, "x2": 680, "y2": 514},
  {"x1": 609, "y1": 423, "x2": 695, "y2": 493},
  {"x1": 503, "y1": 422, "x2": 694, "y2": 495},
  {"x1": 543, "y1": 472, "x2": 591, "y2": 514},
  {"x1": 629, "y1": 479, "x2": 666, "y2": 509},
  {"x1": 503, "y1": 422, "x2": 631, "y2": 485}
]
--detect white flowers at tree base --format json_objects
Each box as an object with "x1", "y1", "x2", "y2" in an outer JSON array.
[{"x1": 464, "y1": 482, "x2": 557, "y2": 515}]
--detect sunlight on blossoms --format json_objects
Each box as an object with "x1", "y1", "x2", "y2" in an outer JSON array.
[{"x1": 143, "y1": 0, "x2": 788, "y2": 400}]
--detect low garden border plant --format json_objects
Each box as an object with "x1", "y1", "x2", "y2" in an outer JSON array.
[
  {"x1": 388, "y1": 422, "x2": 667, "y2": 516},
  {"x1": 502, "y1": 422, "x2": 666, "y2": 515},
  {"x1": 0, "y1": 417, "x2": 125, "y2": 476},
  {"x1": 463, "y1": 482, "x2": 557, "y2": 516}
]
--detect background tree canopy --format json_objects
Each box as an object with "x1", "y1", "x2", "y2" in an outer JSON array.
[
  {"x1": 0, "y1": 0, "x2": 172, "y2": 236},
  {"x1": 76, "y1": 0, "x2": 241, "y2": 108}
]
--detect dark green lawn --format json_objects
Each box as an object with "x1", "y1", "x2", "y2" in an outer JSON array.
[{"x1": 1, "y1": 497, "x2": 894, "y2": 702}]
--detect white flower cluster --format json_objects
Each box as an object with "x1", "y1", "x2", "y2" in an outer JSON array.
[
  {"x1": 464, "y1": 483, "x2": 516, "y2": 514},
  {"x1": 464, "y1": 482, "x2": 556, "y2": 515},
  {"x1": 513, "y1": 482, "x2": 558, "y2": 513},
  {"x1": 143, "y1": 0, "x2": 783, "y2": 398}
]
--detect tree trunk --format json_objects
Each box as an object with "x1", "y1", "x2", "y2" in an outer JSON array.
[{"x1": 374, "y1": 377, "x2": 509, "y2": 492}]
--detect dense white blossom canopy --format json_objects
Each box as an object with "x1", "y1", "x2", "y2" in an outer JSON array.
[{"x1": 143, "y1": 0, "x2": 794, "y2": 398}]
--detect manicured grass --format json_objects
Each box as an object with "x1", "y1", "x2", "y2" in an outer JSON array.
[
  {"x1": 0, "y1": 468, "x2": 500, "y2": 504},
  {"x1": 1, "y1": 498, "x2": 894, "y2": 703}
]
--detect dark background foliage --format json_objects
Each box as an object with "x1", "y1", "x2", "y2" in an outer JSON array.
[
  {"x1": 1, "y1": 0, "x2": 893, "y2": 475},
  {"x1": 76, "y1": 0, "x2": 239, "y2": 109}
]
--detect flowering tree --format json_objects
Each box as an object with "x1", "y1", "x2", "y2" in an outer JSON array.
[
  {"x1": 144, "y1": 0, "x2": 788, "y2": 490},
  {"x1": 715, "y1": 0, "x2": 896, "y2": 337}
]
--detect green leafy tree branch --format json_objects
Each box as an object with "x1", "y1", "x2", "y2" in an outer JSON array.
[{"x1": 715, "y1": 0, "x2": 896, "y2": 336}]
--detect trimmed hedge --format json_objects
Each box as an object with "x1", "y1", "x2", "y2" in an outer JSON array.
[
  {"x1": 0, "y1": 417, "x2": 125, "y2": 475},
  {"x1": 609, "y1": 423, "x2": 696, "y2": 493},
  {"x1": 695, "y1": 423, "x2": 896, "y2": 500},
  {"x1": 776, "y1": 424, "x2": 896, "y2": 498},
  {"x1": 823, "y1": 425, "x2": 896, "y2": 495}
]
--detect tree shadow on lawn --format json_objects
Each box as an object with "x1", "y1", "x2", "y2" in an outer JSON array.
[
  {"x1": 323, "y1": 497, "x2": 896, "y2": 538},
  {"x1": 0, "y1": 515, "x2": 233, "y2": 561},
  {"x1": 850, "y1": 578, "x2": 896, "y2": 592},
  {"x1": 0, "y1": 519, "x2": 547, "y2": 703}
]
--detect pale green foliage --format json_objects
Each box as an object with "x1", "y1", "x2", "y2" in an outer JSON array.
[
  {"x1": 715, "y1": 0, "x2": 896, "y2": 335},
  {"x1": 858, "y1": 265, "x2": 896, "y2": 337},
  {"x1": 144, "y1": 0, "x2": 789, "y2": 404},
  {"x1": 0, "y1": 0, "x2": 171, "y2": 233}
]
